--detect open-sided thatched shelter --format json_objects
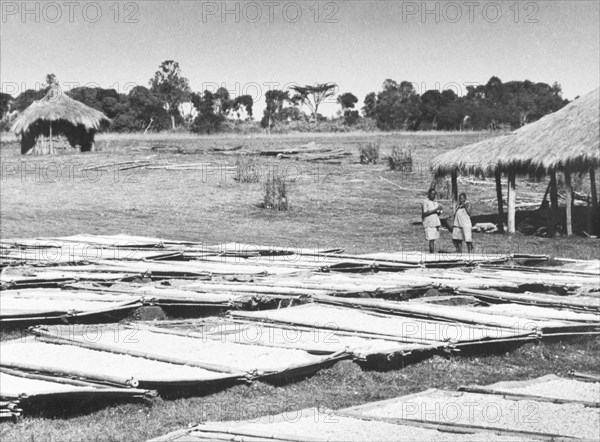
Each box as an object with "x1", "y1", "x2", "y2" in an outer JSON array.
[
  {"x1": 432, "y1": 88, "x2": 599, "y2": 236},
  {"x1": 12, "y1": 85, "x2": 110, "y2": 155}
]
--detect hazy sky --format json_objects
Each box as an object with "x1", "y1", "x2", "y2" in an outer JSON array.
[{"x1": 1, "y1": 1, "x2": 599, "y2": 116}]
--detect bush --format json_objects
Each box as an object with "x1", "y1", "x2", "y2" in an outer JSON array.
[
  {"x1": 265, "y1": 118, "x2": 379, "y2": 134},
  {"x1": 235, "y1": 154, "x2": 261, "y2": 183},
  {"x1": 359, "y1": 140, "x2": 380, "y2": 164},
  {"x1": 263, "y1": 174, "x2": 288, "y2": 211},
  {"x1": 343, "y1": 110, "x2": 360, "y2": 125},
  {"x1": 387, "y1": 145, "x2": 413, "y2": 172},
  {"x1": 220, "y1": 120, "x2": 263, "y2": 135},
  {"x1": 191, "y1": 113, "x2": 225, "y2": 134}
]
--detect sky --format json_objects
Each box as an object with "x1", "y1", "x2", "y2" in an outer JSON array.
[{"x1": 1, "y1": 0, "x2": 599, "y2": 117}]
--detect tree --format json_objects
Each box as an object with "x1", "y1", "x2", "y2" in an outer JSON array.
[
  {"x1": 233, "y1": 95, "x2": 254, "y2": 119},
  {"x1": 261, "y1": 89, "x2": 290, "y2": 129},
  {"x1": 337, "y1": 92, "x2": 359, "y2": 125},
  {"x1": 149, "y1": 60, "x2": 191, "y2": 129},
  {"x1": 214, "y1": 87, "x2": 233, "y2": 116},
  {"x1": 190, "y1": 91, "x2": 225, "y2": 134},
  {"x1": 362, "y1": 92, "x2": 377, "y2": 118},
  {"x1": 110, "y1": 86, "x2": 169, "y2": 132},
  {"x1": 289, "y1": 83, "x2": 337, "y2": 121},
  {"x1": 337, "y1": 92, "x2": 358, "y2": 110},
  {"x1": 12, "y1": 74, "x2": 54, "y2": 112},
  {"x1": 368, "y1": 80, "x2": 422, "y2": 130}
]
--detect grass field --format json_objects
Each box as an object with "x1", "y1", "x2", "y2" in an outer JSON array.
[
  {"x1": 1, "y1": 131, "x2": 599, "y2": 441},
  {"x1": 1, "y1": 131, "x2": 597, "y2": 257}
]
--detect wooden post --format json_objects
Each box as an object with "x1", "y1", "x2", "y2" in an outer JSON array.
[
  {"x1": 549, "y1": 171, "x2": 559, "y2": 210},
  {"x1": 564, "y1": 168, "x2": 573, "y2": 236},
  {"x1": 451, "y1": 170, "x2": 458, "y2": 208},
  {"x1": 495, "y1": 169, "x2": 505, "y2": 233},
  {"x1": 591, "y1": 167, "x2": 598, "y2": 208},
  {"x1": 507, "y1": 170, "x2": 516, "y2": 234},
  {"x1": 49, "y1": 124, "x2": 53, "y2": 154}
]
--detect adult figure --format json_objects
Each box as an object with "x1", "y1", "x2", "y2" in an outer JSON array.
[
  {"x1": 421, "y1": 189, "x2": 443, "y2": 253},
  {"x1": 452, "y1": 193, "x2": 473, "y2": 253}
]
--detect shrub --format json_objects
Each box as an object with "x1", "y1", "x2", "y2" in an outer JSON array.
[
  {"x1": 387, "y1": 145, "x2": 413, "y2": 172},
  {"x1": 359, "y1": 140, "x2": 380, "y2": 164},
  {"x1": 235, "y1": 154, "x2": 261, "y2": 183},
  {"x1": 263, "y1": 174, "x2": 288, "y2": 211}
]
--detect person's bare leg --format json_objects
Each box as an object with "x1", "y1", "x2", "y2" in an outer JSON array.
[
  {"x1": 467, "y1": 242, "x2": 473, "y2": 253},
  {"x1": 453, "y1": 239, "x2": 462, "y2": 253},
  {"x1": 429, "y1": 240, "x2": 435, "y2": 254}
]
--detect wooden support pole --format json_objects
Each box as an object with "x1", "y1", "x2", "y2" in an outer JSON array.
[
  {"x1": 591, "y1": 167, "x2": 598, "y2": 208},
  {"x1": 49, "y1": 124, "x2": 53, "y2": 154},
  {"x1": 549, "y1": 171, "x2": 559, "y2": 210},
  {"x1": 507, "y1": 170, "x2": 516, "y2": 234},
  {"x1": 495, "y1": 169, "x2": 505, "y2": 233},
  {"x1": 451, "y1": 170, "x2": 458, "y2": 207},
  {"x1": 564, "y1": 168, "x2": 573, "y2": 236}
]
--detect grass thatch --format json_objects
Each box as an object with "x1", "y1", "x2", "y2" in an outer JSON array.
[
  {"x1": 11, "y1": 86, "x2": 110, "y2": 154},
  {"x1": 432, "y1": 88, "x2": 600, "y2": 177}
]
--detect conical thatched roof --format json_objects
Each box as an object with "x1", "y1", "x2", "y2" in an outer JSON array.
[
  {"x1": 12, "y1": 86, "x2": 110, "y2": 135},
  {"x1": 432, "y1": 88, "x2": 600, "y2": 177}
]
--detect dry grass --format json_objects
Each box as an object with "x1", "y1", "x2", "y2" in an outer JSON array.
[
  {"x1": 358, "y1": 139, "x2": 380, "y2": 164},
  {"x1": 234, "y1": 154, "x2": 261, "y2": 183},
  {"x1": 1, "y1": 130, "x2": 600, "y2": 440},
  {"x1": 1, "y1": 131, "x2": 597, "y2": 258},
  {"x1": 387, "y1": 145, "x2": 413, "y2": 172}
]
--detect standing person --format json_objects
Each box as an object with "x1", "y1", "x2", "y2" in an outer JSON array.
[
  {"x1": 421, "y1": 188, "x2": 443, "y2": 254},
  {"x1": 452, "y1": 193, "x2": 473, "y2": 253}
]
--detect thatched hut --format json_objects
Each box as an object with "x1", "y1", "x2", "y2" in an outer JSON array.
[
  {"x1": 432, "y1": 88, "x2": 599, "y2": 236},
  {"x1": 12, "y1": 85, "x2": 110, "y2": 155}
]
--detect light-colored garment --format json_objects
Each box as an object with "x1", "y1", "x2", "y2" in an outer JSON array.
[
  {"x1": 452, "y1": 204, "x2": 472, "y2": 242},
  {"x1": 421, "y1": 199, "x2": 441, "y2": 228},
  {"x1": 422, "y1": 199, "x2": 441, "y2": 241},
  {"x1": 425, "y1": 227, "x2": 440, "y2": 240}
]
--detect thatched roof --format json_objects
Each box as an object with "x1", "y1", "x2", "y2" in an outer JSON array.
[
  {"x1": 12, "y1": 86, "x2": 110, "y2": 136},
  {"x1": 432, "y1": 88, "x2": 600, "y2": 177}
]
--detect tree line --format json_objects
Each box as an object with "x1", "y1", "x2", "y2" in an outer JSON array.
[{"x1": 0, "y1": 61, "x2": 569, "y2": 133}]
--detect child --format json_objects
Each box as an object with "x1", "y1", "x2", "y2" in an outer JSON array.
[{"x1": 452, "y1": 193, "x2": 473, "y2": 253}]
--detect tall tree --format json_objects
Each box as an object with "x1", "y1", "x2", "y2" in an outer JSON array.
[
  {"x1": 149, "y1": 60, "x2": 191, "y2": 129},
  {"x1": 190, "y1": 91, "x2": 225, "y2": 134},
  {"x1": 337, "y1": 92, "x2": 359, "y2": 125},
  {"x1": 362, "y1": 92, "x2": 377, "y2": 118},
  {"x1": 337, "y1": 92, "x2": 358, "y2": 110},
  {"x1": 214, "y1": 87, "x2": 233, "y2": 116},
  {"x1": 290, "y1": 83, "x2": 337, "y2": 121},
  {"x1": 110, "y1": 86, "x2": 170, "y2": 132},
  {"x1": 369, "y1": 80, "x2": 422, "y2": 130},
  {"x1": 233, "y1": 95, "x2": 254, "y2": 119},
  {"x1": 261, "y1": 89, "x2": 290, "y2": 129}
]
